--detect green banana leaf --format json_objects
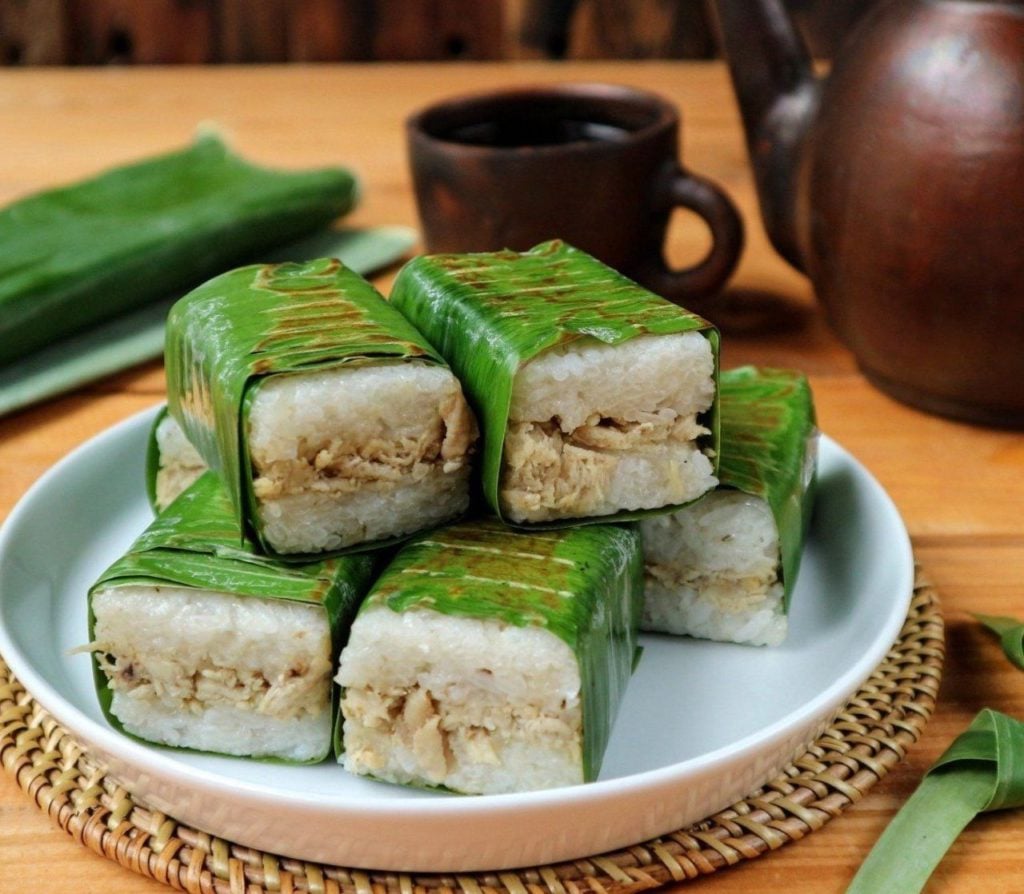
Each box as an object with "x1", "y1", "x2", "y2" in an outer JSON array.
[
  {"x1": 388, "y1": 239, "x2": 720, "y2": 527},
  {"x1": 0, "y1": 225, "x2": 416, "y2": 419},
  {"x1": 144, "y1": 407, "x2": 168, "y2": 512},
  {"x1": 848, "y1": 709, "x2": 1024, "y2": 893},
  {"x1": 164, "y1": 257, "x2": 450, "y2": 559},
  {"x1": 717, "y1": 365, "x2": 818, "y2": 610},
  {"x1": 336, "y1": 517, "x2": 644, "y2": 784},
  {"x1": 974, "y1": 614, "x2": 1024, "y2": 671},
  {"x1": 89, "y1": 471, "x2": 377, "y2": 763},
  {"x1": 0, "y1": 133, "x2": 358, "y2": 367}
]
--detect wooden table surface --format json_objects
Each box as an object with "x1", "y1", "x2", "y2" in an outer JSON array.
[{"x1": 1, "y1": 62, "x2": 1021, "y2": 893}]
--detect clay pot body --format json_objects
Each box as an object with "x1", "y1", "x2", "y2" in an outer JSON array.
[{"x1": 715, "y1": 0, "x2": 1024, "y2": 426}]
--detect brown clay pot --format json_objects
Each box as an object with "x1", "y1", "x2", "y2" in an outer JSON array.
[{"x1": 714, "y1": 0, "x2": 1024, "y2": 427}]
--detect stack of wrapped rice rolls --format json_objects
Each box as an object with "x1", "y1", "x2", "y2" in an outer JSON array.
[{"x1": 86, "y1": 240, "x2": 817, "y2": 795}]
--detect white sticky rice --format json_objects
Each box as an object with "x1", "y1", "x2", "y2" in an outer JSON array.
[
  {"x1": 154, "y1": 414, "x2": 206, "y2": 511},
  {"x1": 90, "y1": 586, "x2": 333, "y2": 761},
  {"x1": 246, "y1": 361, "x2": 476, "y2": 553},
  {"x1": 641, "y1": 490, "x2": 787, "y2": 646},
  {"x1": 336, "y1": 606, "x2": 584, "y2": 794}
]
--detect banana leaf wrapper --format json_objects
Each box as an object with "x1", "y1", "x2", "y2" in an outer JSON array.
[
  {"x1": 164, "y1": 257, "x2": 454, "y2": 558},
  {"x1": 0, "y1": 133, "x2": 358, "y2": 366},
  {"x1": 335, "y1": 518, "x2": 643, "y2": 790},
  {"x1": 717, "y1": 365, "x2": 818, "y2": 610},
  {"x1": 145, "y1": 407, "x2": 167, "y2": 512},
  {"x1": 389, "y1": 239, "x2": 720, "y2": 528},
  {"x1": 89, "y1": 471, "x2": 377, "y2": 763}
]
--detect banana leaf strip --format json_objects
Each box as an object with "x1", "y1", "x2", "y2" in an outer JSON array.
[
  {"x1": 338, "y1": 517, "x2": 644, "y2": 781},
  {"x1": 0, "y1": 225, "x2": 416, "y2": 420},
  {"x1": 144, "y1": 407, "x2": 167, "y2": 512},
  {"x1": 848, "y1": 709, "x2": 1024, "y2": 893},
  {"x1": 388, "y1": 239, "x2": 720, "y2": 526},
  {"x1": 0, "y1": 133, "x2": 358, "y2": 367},
  {"x1": 717, "y1": 365, "x2": 818, "y2": 610},
  {"x1": 164, "y1": 257, "x2": 448, "y2": 558},
  {"x1": 974, "y1": 614, "x2": 1024, "y2": 671},
  {"x1": 89, "y1": 471, "x2": 377, "y2": 761}
]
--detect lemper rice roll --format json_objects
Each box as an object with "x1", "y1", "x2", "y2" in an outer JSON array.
[
  {"x1": 389, "y1": 240, "x2": 719, "y2": 526},
  {"x1": 336, "y1": 517, "x2": 643, "y2": 794},
  {"x1": 641, "y1": 366, "x2": 818, "y2": 646},
  {"x1": 84, "y1": 472, "x2": 376, "y2": 762},
  {"x1": 165, "y1": 257, "x2": 478, "y2": 557}
]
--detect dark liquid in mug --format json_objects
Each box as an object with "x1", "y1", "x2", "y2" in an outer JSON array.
[{"x1": 445, "y1": 117, "x2": 632, "y2": 147}]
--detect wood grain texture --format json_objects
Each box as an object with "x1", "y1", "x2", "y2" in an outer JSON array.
[
  {"x1": 0, "y1": 0, "x2": 868, "y2": 66},
  {"x1": 0, "y1": 63, "x2": 1022, "y2": 894},
  {"x1": 66, "y1": 0, "x2": 215, "y2": 64}
]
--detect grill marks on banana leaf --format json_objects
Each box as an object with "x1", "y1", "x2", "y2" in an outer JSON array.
[
  {"x1": 717, "y1": 367, "x2": 815, "y2": 501},
  {"x1": 356, "y1": 517, "x2": 643, "y2": 782},
  {"x1": 366, "y1": 519, "x2": 641, "y2": 649},
  {"x1": 424, "y1": 242, "x2": 708, "y2": 351},
  {"x1": 166, "y1": 258, "x2": 450, "y2": 554},
  {"x1": 247, "y1": 261, "x2": 434, "y2": 367},
  {"x1": 390, "y1": 241, "x2": 721, "y2": 526},
  {"x1": 714, "y1": 366, "x2": 818, "y2": 612},
  {"x1": 100, "y1": 474, "x2": 367, "y2": 605}
]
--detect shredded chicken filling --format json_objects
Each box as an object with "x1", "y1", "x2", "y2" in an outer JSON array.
[
  {"x1": 155, "y1": 459, "x2": 206, "y2": 511},
  {"x1": 644, "y1": 563, "x2": 780, "y2": 614},
  {"x1": 343, "y1": 683, "x2": 581, "y2": 786},
  {"x1": 252, "y1": 393, "x2": 476, "y2": 500},
  {"x1": 89, "y1": 646, "x2": 331, "y2": 720},
  {"x1": 501, "y1": 409, "x2": 709, "y2": 517}
]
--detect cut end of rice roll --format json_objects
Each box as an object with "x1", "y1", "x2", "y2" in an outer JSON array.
[
  {"x1": 153, "y1": 413, "x2": 207, "y2": 512},
  {"x1": 336, "y1": 518, "x2": 642, "y2": 794},
  {"x1": 387, "y1": 240, "x2": 720, "y2": 527},
  {"x1": 641, "y1": 491, "x2": 787, "y2": 647},
  {"x1": 337, "y1": 607, "x2": 584, "y2": 793},
  {"x1": 246, "y1": 361, "x2": 477, "y2": 554},
  {"x1": 90, "y1": 585, "x2": 334, "y2": 761},
  {"x1": 166, "y1": 257, "x2": 477, "y2": 556},
  {"x1": 501, "y1": 332, "x2": 717, "y2": 523}
]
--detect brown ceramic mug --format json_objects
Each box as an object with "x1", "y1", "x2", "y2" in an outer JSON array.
[{"x1": 407, "y1": 83, "x2": 743, "y2": 305}]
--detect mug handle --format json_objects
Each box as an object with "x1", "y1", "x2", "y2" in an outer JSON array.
[{"x1": 643, "y1": 168, "x2": 744, "y2": 305}]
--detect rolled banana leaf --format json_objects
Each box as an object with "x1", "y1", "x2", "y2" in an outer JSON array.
[
  {"x1": 0, "y1": 133, "x2": 358, "y2": 366},
  {"x1": 87, "y1": 471, "x2": 377, "y2": 763},
  {"x1": 849, "y1": 708, "x2": 1024, "y2": 894},
  {"x1": 335, "y1": 517, "x2": 643, "y2": 793},
  {"x1": 389, "y1": 239, "x2": 720, "y2": 527},
  {"x1": 974, "y1": 614, "x2": 1024, "y2": 670},
  {"x1": 641, "y1": 365, "x2": 818, "y2": 645},
  {"x1": 165, "y1": 257, "x2": 477, "y2": 559}
]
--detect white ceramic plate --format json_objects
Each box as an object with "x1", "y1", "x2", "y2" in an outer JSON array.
[{"x1": 0, "y1": 407, "x2": 913, "y2": 872}]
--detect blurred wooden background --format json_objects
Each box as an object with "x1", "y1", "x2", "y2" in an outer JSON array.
[{"x1": 0, "y1": 0, "x2": 876, "y2": 66}]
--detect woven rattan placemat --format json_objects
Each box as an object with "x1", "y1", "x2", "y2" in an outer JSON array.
[{"x1": 1, "y1": 575, "x2": 942, "y2": 894}]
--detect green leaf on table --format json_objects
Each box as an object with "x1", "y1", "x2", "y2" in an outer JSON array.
[
  {"x1": 0, "y1": 134, "x2": 359, "y2": 367},
  {"x1": 847, "y1": 709, "x2": 1024, "y2": 894},
  {"x1": 974, "y1": 613, "x2": 1024, "y2": 671},
  {"x1": 0, "y1": 225, "x2": 416, "y2": 419}
]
